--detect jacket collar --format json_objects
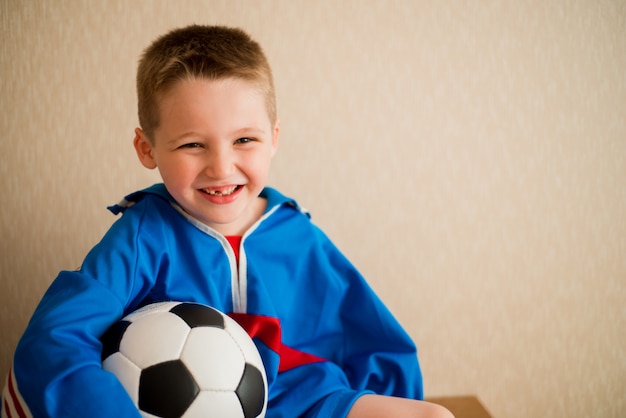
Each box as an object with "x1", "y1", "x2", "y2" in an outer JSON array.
[{"x1": 108, "y1": 183, "x2": 308, "y2": 217}]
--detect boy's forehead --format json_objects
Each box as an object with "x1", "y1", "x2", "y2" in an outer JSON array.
[
  {"x1": 154, "y1": 77, "x2": 274, "y2": 133},
  {"x1": 158, "y1": 77, "x2": 270, "y2": 112}
]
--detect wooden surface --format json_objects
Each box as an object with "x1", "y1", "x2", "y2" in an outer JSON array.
[{"x1": 427, "y1": 396, "x2": 493, "y2": 418}]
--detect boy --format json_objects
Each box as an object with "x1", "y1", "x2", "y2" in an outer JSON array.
[{"x1": 2, "y1": 25, "x2": 452, "y2": 417}]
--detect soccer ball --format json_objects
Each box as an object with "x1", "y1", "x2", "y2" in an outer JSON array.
[{"x1": 100, "y1": 301, "x2": 267, "y2": 418}]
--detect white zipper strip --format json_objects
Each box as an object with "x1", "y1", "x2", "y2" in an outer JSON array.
[{"x1": 170, "y1": 201, "x2": 282, "y2": 313}]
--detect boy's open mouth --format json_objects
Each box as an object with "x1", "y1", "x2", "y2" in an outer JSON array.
[{"x1": 201, "y1": 185, "x2": 242, "y2": 196}]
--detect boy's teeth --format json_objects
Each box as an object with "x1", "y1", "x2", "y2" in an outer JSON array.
[{"x1": 205, "y1": 186, "x2": 237, "y2": 196}]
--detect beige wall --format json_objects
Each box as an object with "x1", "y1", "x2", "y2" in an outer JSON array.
[{"x1": 1, "y1": 1, "x2": 625, "y2": 417}]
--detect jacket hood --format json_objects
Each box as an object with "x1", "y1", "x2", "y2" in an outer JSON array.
[{"x1": 108, "y1": 183, "x2": 308, "y2": 218}]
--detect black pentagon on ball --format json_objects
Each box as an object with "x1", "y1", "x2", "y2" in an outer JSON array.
[
  {"x1": 100, "y1": 320, "x2": 131, "y2": 361},
  {"x1": 236, "y1": 363, "x2": 266, "y2": 418},
  {"x1": 139, "y1": 359, "x2": 199, "y2": 418},
  {"x1": 170, "y1": 302, "x2": 225, "y2": 329}
]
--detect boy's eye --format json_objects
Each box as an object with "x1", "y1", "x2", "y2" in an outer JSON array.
[
  {"x1": 234, "y1": 137, "x2": 253, "y2": 144},
  {"x1": 179, "y1": 143, "x2": 202, "y2": 149}
]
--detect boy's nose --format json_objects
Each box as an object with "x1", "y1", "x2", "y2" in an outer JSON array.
[{"x1": 204, "y1": 149, "x2": 235, "y2": 179}]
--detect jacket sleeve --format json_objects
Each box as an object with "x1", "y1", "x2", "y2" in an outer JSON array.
[
  {"x1": 2, "y1": 204, "x2": 160, "y2": 418},
  {"x1": 339, "y1": 267, "x2": 424, "y2": 399},
  {"x1": 259, "y1": 222, "x2": 424, "y2": 417}
]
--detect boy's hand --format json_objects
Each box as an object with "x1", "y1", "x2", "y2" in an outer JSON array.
[{"x1": 348, "y1": 395, "x2": 454, "y2": 418}]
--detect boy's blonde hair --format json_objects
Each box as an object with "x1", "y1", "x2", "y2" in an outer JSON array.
[{"x1": 137, "y1": 25, "x2": 276, "y2": 141}]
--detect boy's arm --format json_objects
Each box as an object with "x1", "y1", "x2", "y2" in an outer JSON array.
[
  {"x1": 264, "y1": 232, "x2": 426, "y2": 416},
  {"x1": 4, "y1": 271, "x2": 142, "y2": 417},
  {"x1": 338, "y1": 261, "x2": 424, "y2": 399},
  {"x1": 348, "y1": 395, "x2": 454, "y2": 418},
  {"x1": 266, "y1": 272, "x2": 427, "y2": 417},
  {"x1": 3, "y1": 208, "x2": 157, "y2": 417}
]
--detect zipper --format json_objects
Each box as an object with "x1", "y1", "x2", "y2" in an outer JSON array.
[{"x1": 169, "y1": 201, "x2": 282, "y2": 314}]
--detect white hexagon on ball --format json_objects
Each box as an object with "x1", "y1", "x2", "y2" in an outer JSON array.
[
  {"x1": 121, "y1": 311, "x2": 191, "y2": 369},
  {"x1": 182, "y1": 326, "x2": 245, "y2": 391}
]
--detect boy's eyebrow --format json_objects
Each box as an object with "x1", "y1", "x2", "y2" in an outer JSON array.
[
  {"x1": 231, "y1": 126, "x2": 268, "y2": 137},
  {"x1": 168, "y1": 126, "x2": 269, "y2": 143},
  {"x1": 167, "y1": 132, "x2": 202, "y2": 143}
]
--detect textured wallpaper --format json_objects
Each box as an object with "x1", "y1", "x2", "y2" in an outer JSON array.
[{"x1": 1, "y1": 1, "x2": 625, "y2": 417}]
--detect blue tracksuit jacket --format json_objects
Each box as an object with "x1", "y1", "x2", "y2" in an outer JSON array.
[{"x1": 2, "y1": 184, "x2": 423, "y2": 417}]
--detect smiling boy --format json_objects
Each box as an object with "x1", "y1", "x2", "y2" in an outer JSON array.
[
  {"x1": 2, "y1": 25, "x2": 452, "y2": 418},
  {"x1": 133, "y1": 77, "x2": 278, "y2": 236}
]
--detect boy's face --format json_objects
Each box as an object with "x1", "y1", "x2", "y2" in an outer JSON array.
[{"x1": 134, "y1": 77, "x2": 279, "y2": 235}]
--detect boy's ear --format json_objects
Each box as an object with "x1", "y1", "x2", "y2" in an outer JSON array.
[
  {"x1": 133, "y1": 128, "x2": 157, "y2": 169},
  {"x1": 271, "y1": 119, "x2": 280, "y2": 157}
]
